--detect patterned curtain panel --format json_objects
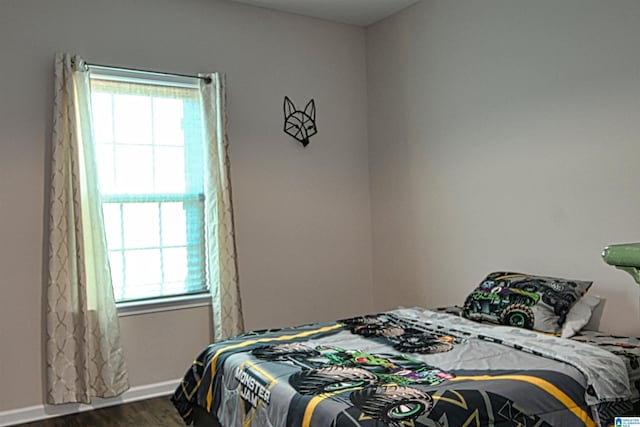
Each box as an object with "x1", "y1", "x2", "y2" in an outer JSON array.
[
  {"x1": 200, "y1": 73, "x2": 245, "y2": 340},
  {"x1": 46, "y1": 53, "x2": 129, "y2": 404}
]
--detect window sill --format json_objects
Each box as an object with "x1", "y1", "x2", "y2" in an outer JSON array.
[{"x1": 116, "y1": 293, "x2": 211, "y2": 317}]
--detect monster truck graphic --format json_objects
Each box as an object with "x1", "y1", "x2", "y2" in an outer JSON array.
[
  {"x1": 506, "y1": 275, "x2": 579, "y2": 319},
  {"x1": 464, "y1": 272, "x2": 584, "y2": 328},
  {"x1": 463, "y1": 279, "x2": 539, "y2": 329},
  {"x1": 340, "y1": 314, "x2": 457, "y2": 354},
  {"x1": 252, "y1": 343, "x2": 454, "y2": 425}
]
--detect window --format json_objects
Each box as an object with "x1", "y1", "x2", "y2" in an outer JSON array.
[{"x1": 89, "y1": 67, "x2": 208, "y2": 303}]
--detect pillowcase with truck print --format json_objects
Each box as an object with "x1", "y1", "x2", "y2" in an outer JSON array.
[{"x1": 462, "y1": 271, "x2": 593, "y2": 334}]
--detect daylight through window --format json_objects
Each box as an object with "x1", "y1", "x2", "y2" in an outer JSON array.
[{"x1": 89, "y1": 69, "x2": 208, "y2": 302}]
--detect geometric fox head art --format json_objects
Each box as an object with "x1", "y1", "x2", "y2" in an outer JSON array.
[{"x1": 283, "y1": 96, "x2": 317, "y2": 147}]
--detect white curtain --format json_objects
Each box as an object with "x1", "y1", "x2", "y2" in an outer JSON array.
[
  {"x1": 200, "y1": 73, "x2": 245, "y2": 340},
  {"x1": 46, "y1": 53, "x2": 129, "y2": 404}
]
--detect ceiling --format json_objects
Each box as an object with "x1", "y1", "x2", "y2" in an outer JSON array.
[{"x1": 227, "y1": 0, "x2": 421, "y2": 26}]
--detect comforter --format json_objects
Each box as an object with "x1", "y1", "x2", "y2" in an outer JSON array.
[{"x1": 172, "y1": 307, "x2": 631, "y2": 427}]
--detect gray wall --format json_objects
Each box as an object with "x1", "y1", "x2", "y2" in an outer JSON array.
[
  {"x1": 367, "y1": 0, "x2": 640, "y2": 335},
  {"x1": 0, "y1": 0, "x2": 373, "y2": 411}
]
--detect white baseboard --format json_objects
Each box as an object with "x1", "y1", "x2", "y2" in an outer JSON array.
[{"x1": 0, "y1": 378, "x2": 181, "y2": 427}]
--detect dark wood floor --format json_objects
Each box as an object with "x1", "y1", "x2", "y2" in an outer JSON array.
[{"x1": 16, "y1": 396, "x2": 186, "y2": 427}]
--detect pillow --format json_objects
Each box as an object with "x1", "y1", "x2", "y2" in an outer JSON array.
[
  {"x1": 560, "y1": 295, "x2": 602, "y2": 338},
  {"x1": 462, "y1": 271, "x2": 593, "y2": 334}
]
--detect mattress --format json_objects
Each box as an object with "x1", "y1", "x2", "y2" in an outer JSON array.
[{"x1": 172, "y1": 307, "x2": 633, "y2": 426}]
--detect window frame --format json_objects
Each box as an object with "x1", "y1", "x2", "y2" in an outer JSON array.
[
  {"x1": 88, "y1": 66, "x2": 212, "y2": 311},
  {"x1": 117, "y1": 292, "x2": 211, "y2": 316}
]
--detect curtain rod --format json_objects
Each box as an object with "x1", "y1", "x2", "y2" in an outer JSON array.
[{"x1": 86, "y1": 62, "x2": 212, "y2": 84}]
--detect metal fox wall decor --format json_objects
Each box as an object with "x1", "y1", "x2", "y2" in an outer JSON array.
[{"x1": 283, "y1": 96, "x2": 317, "y2": 147}]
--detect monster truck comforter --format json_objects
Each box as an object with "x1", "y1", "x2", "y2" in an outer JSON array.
[{"x1": 171, "y1": 307, "x2": 632, "y2": 427}]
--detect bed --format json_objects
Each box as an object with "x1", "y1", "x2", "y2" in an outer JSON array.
[{"x1": 171, "y1": 304, "x2": 638, "y2": 427}]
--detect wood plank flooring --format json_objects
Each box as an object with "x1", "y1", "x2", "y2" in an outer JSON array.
[{"x1": 15, "y1": 396, "x2": 185, "y2": 427}]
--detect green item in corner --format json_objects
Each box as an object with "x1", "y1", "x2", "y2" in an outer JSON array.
[{"x1": 602, "y1": 243, "x2": 640, "y2": 284}]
